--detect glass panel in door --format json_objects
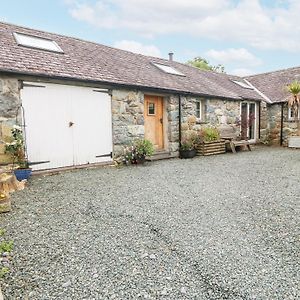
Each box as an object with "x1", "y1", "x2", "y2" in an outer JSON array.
[
  {"x1": 248, "y1": 103, "x2": 256, "y2": 140},
  {"x1": 241, "y1": 103, "x2": 248, "y2": 140}
]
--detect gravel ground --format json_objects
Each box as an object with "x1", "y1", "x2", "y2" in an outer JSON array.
[{"x1": 0, "y1": 146, "x2": 299, "y2": 300}]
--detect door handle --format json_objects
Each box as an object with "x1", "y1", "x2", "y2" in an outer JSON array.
[
  {"x1": 160, "y1": 118, "x2": 163, "y2": 124},
  {"x1": 69, "y1": 121, "x2": 74, "y2": 127}
]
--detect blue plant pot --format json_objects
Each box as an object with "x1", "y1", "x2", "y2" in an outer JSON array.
[{"x1": 14, "y1": 169, "x2": 32, "y2": 181}]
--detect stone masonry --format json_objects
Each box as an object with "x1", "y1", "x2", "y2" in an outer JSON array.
[
  {"x1": 111, "y1": 89, "x2": 145, "y2": 157},
  {"x1": 259, "y1": 101, "x2": 269, "y2": 144},
  {"x1": 0, "y1": 76, "x2": 21, "y2": 163},
  {"x1": 166, "y1": 95, "x2": 179, "y2": 153},
  {"x1": 181, "y1": 96, "x2": 242, "y2": 135},
  {"x1": 111, "y1": 91, "x2": 181, "y2": 156},
  {"x1": 268, "y1": 103, "x2": 298, "y2": 146}
]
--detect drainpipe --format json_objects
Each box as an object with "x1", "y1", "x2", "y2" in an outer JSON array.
[
  {"x1": 178, "y1": 95, "x2": 182, "y2": 149},
  {"x1": 258, "y1": 102, "x2": 261, "y2": 139},
  {"x1": 280, "y1": 102, "x2": 284, "y2": 146}
]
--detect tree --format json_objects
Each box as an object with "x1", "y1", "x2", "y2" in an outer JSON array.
[
  {"x1": 287, "y1": 80, "x2": 300, "y2": 135},
  {"x1": 186, "y1": 57, "x2": 225, "y2": 73}
]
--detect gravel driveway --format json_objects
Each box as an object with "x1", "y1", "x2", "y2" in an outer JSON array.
[{"x1": 0, "y1": 147, "x2": 299, "y2": 299}]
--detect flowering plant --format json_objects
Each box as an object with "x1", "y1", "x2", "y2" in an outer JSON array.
[
  {"x1": 180, "y1": 130, "x2": 199, "y2": 150},
  {"x1": 123, "y1": 139, "x2": 154, "y2": 165},
  {"x1": 5, "y1": 126, "x2": 29, "y2": 169}
]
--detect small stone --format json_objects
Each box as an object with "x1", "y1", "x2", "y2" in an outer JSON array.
[
  {"x1": 161, "y1": 288, "x2": 168, "y2": 295},
  {"x1": 149, "y1": 254, "x2": 156, "y2": 259},
  {"x1": 2, "y1": 261, "x2": 9, "y2": 267},
  {"x1": 62, "y1": 280, "x2": 71, "y2": 288},
  {"x1": 92, "y1": 273, "x2": 99, "y2": 279},
  {"x1": 141, "y1": 253, "x2": 148, "y2": 259},
  {"x1": 180, "y1": 287, "x2": 187, "y2": 294},
  {"x1": 2, "y1": 252, "x2": 9, "y2": 257}
]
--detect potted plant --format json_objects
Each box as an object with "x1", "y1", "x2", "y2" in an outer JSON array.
[
  {"x1": 123, "y1": 139, "x2": 154, "y2": 165},
  {"x1": 180, "y1": 130, "x2": 198, "y2": 158},
  {"x1": 197, "y1": 127, "x2": 226, "y2": 156},
  {"x1": 287, "y1": 81, "x2": 300, "y2": 148},
  {"x1": 5, "y1": 126, "x2": 32, "y2": 181}
]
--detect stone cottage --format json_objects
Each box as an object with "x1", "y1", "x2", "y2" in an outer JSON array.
[
  {"x1": 246, "y1": 68, "x2": 300, "y2": 146},
  {"x1": 0, "y1": 22, "x2": 295, "y2": 171}
]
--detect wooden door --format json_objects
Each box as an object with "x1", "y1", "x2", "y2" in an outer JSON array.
[
  {"x1": 22, "y1": 82, "x2": 113, "y2": 170},
  {"x1": 144, "y1": 95, "x2": 164, "y2": 150}
]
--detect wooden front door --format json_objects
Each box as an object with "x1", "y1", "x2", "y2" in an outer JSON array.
[{"x1": 144, "y1": 95, "x2": 164, "y2": 150}]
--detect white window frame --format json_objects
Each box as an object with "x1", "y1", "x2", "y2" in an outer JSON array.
[
  {"x1": 152, "y1": 63, "x2": 185, "y2": 76},
  {"x1": 288, "y1": 107, "x2": 299, "y2": 121},
  {"x1": 195, "y1": 100, "x2": 202, "y2": 120},
  {"x1": 240, "y1": 101, "x2": 257, "y2": 142},
  {"x1": 13, "y1": 32, "x2": 64, "y2": 53}
]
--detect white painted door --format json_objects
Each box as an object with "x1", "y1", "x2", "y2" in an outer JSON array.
[
  {"x1": 72, "y1": 89, "x2": 113, "y2": 166},
  {"x1": 21, "y1": 82, "x2": 112, "y2": 170}
]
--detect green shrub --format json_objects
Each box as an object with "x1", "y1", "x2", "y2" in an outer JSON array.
[
  {"x1": 0, "y1": 267, "x2": 9, "y2": 278},
  {"x1": 133, "y1": 139, "x2": 154, "y2": 157},
  {"x1": 0, "y1": 240, "x2": 13, "y2": 253},
  {"x1": 122, "y1": 139, "x2": 154, "y2": 165},
  {"x1": 199, "y1": 127, "x2": 220, "y2": 142}
]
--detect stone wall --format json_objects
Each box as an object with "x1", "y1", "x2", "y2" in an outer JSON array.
[
  {"x1": 0, "y1": 76, "x2": 21, "y2": 163},
  {"x1": 111, "y1": 89, "x2": 145, "y2": 157},
  {"x1": 166, "y1": 95, "x2": 179, "y2": 153},
  {"x1": 181, "y1": 96, "x2": 242, "y2": 135},
  {"x1": 268, "y1": 103, "x2": 298, "y2": 146},
  {"x1": 260, "y1": 101, "x2": 269, "y2": 144}
]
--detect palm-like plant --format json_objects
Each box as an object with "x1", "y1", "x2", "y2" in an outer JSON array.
[{"x1": 287, "y1": 80, "x2": 300, "y2": 135}]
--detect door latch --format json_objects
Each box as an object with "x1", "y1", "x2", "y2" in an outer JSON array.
[
  {"x1": 69, "y1": 121, "x2": 74, "y2": 127},
  {"x1": 160, "y1": 118, "x2": 163, "y2": 124}
]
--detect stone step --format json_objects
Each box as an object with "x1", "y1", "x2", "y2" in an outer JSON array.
[{"x1": 146, "y1": 151, "x2": 178, "y2": 161}]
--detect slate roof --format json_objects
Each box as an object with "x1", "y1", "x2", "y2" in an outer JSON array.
[
  {"x1": 0, "y1": 22, "x2": 263, "y2": 101},
  {"x1": 245, "y1": 67, "x2": 300, "y2": 103}
]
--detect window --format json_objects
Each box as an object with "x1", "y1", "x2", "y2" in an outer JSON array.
[
  {"x1": 288, "y1": 107, "x2": 299, "y2": 120},
  {"x1": 152, "y1": 63, "x2": 185, "y2": 76},
  {"x1": 231, "y1": 80, "x2": 253, "y2": 90},
  {"x1": 13, "y1": 32, "x2": 63, "y2": 53},
  {"x1": 195, "y1": 100, "x2": 202, "y2": 119},
  {"x1": 148, "y1": 103, "x2": 155, "y2": 115}
]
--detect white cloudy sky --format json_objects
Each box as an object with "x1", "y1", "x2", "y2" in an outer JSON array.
[{"x1": 2, "y1": 0, "x2": 300, "y2": 76}]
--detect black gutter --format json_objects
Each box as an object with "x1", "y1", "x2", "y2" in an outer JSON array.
[
  {"x1": 0, "y1": 69, "x2": 262, "y2": 102},
  {"x1": 258, "y1": 101, "x2": 261, "y2": 139},
  {"x1": 280, "y1": 102, "x2": 284, "y2": 146},
  {"x1": 178, "y1": 95, "x2": 182, "y2": 150}
]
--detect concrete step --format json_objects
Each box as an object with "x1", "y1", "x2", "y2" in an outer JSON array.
[{"x1": 146, "y1": 151, "x2": 178, "y2": 161}]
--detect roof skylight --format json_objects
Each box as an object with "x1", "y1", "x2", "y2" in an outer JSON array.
[
  {"x1": 153, "y1": 63, "x2": 185, "y2": 76},
  {"x1": 231, "y1": 80, "x2": 253, "y2": 90},
  {"x1": 13, "y1": 32, "x2": 63, "y2": 53}
]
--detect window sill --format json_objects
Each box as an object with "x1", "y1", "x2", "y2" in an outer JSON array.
[{"x1": 196, "y1": 120, "x2": 207, "y2": 125}]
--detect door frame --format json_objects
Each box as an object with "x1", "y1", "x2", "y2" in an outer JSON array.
[{"x1": 240, "y1": 101, "x2": 258, "y2": 142}]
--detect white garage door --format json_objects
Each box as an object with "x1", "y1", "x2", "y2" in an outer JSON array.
[{"x1": 21, "y1": 82, "x2": 113, "y2": 170}]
